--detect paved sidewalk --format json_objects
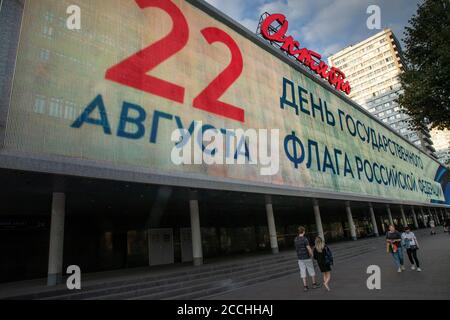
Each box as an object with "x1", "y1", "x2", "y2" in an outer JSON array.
[{"x1": 208, "y1": 229, "x2": 450, "y2": 300}]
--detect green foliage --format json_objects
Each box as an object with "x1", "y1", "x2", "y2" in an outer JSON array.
[{"x1": 397, "y1": 0, "x2": 450, "y2": 131}]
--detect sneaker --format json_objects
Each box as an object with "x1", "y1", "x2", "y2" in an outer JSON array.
[
  {"x1": 401, "y1": 266, "x2": 406, "y2": 271},
  {"x1": 312, "y1": 283, "x2": 322, "y2": 289},
  {"x1": 397, "y1": 268, "x2": 402, "y2": 273},
  {"x1": 417, "y1": 268, "x2": 422, "y2": 272},
  {"x1": 303, "y1": 286, "x2": 309, "y2": 292},
  {"x1": 411, "y1": 265, "x2": 416, "y2": 270}
]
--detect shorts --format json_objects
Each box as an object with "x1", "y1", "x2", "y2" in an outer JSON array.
[{"x1": 298, "y1": 259, "x2": 316, "y2": 278}]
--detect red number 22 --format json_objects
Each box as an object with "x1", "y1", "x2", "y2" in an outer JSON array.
[
  {"x1": 193, "y1": 27, "x2": 244, "y2": 122},
  {"x1": 105, "y1": 0, "x2": 245, "y2": 122},
  {"x1": 105, "y1": 0, "x2": 188, "y2": 104}
]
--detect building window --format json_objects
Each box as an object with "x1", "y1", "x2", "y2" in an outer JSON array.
[
  {"x1": 44, "y1": 11, "x2": 54, "y2": 23},
  {"x1": 64, "y1": 101, "x2": 77, "y2": 120},
  {"x1": 43, "y1": 26, "x2": 54, "y2": 39},
  {"x1": 34, "y1": 95, "x2": 46, "y2": 114},
  {"x1": 49, "y1": 98, "x2": 62, "y2": 118},
  {"x1": 39, "y1": 49, "x2": 50, "y2": 61}
]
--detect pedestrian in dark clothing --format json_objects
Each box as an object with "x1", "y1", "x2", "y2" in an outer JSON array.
[{"x1": 313, "y1": 236, "x2": 333, "y2": 291}]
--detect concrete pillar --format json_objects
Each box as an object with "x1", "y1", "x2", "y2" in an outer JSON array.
[
  {"x1": 345, "y1": 201, "x2": 357, "y2": 240},
  {"x1": 379, "y1": 216, "x2": 386, "y2": 233},
  {"x1": 400, "y1": 205, "x2": 408, "y2": 227},
  {"x1": 434, "y1": 208, "x2": 440, "y2": 225},
  {"x1": 265, "y1": 195, "x2": 279, "y2": 254},
  {"x1": 312, "y1": 198, "x2": 325, "y2": 241},
  {"x1": 411, "y1": 207, "x2": 419, "y2": 229},
  {"x1": 386, "y1": 205, "x2": 394, "y2": 226},
  {"x1": 189, "y1": 190, "x2": 203, "y2": 266},
  {"x1": 428, "y1": 207, "x2": 434, "y2": 225},
  {"x1": 368, "y1": 203, "x2": 379, "y2": 237},
  {"x1": 47, "y1": 192, "x2": 66, "y2": 286},
  {"x1": 420, "y1": 208, "x2": 426, "y2": 227}
]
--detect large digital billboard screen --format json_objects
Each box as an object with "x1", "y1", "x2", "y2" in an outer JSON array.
[{"x1": 4, "y1": 0, "x2": 449, "y2": 204}]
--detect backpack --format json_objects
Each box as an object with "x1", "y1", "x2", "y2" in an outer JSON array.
[{"x1": 324, "y1": 246, "x2": 334, "y2": 266}]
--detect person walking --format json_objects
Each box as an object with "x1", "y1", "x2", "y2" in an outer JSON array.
[
  {"x1": 429, "y1": 218, "x2": 436, "y2": 235},
  {"x1": 444, "y1": 218, "x2": 450, "y2": 234},
  {"x1": 386, "y1": 225, "x2": 405, "y2": 273},
  {"x1": 313, "y1": 237, "x2": 333, "y2": 291},
  {"x1": 294, "y1": 226, "x2": 320, "y2": 291},
  {"x1": 401, "y1": 227, "x2": 421, "y2": 272}
]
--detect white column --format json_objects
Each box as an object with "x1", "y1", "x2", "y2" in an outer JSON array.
[
  {"x1": 189, "y1": 190, "x2": 203, "y2": 266},
  {"x1": 400, "y1": 205, "x2": 408, "y2": 227},
  {"x1": 440, "y1": 209, "x2": 445, "y2": 223},
  {"x1": 345, "y1": 201, "x2": 357, "y2": 240},
  {"x1": 379, "y1": 216, "x2": 386, "y2": 233},
  {"x1": 265, "y1": 195, "x2": 279, "y2": 254},
  {"x1": 386, "y1": 205, "x2": 394, "y2": 226},
  {"x1": 420, "y1": 207, "x2": 426, "y2": 227},
  {"x1": 411, "y1": 207, "x2": 419, "y2": 229},
  {"x1": 312, "y1": 198, "x2": 325, "y2": 241},
  {"x1": 434, "y1": 208, "x2": 440, "y2": 225},
  {"x1": 47, "y1": 192, "x2": 66, "y2": 286},
  {"x1": 368, "y1": 203, "x2": 379, "y2": 237}
]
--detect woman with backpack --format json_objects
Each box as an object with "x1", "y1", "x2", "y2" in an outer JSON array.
[{"x1": 313, "y1": 237, "x2": 333, "y2": 291}]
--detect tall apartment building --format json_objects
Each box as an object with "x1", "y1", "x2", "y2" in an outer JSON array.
[{"x1": 328, "y1": 29, "x2": 436, "y2": 157}]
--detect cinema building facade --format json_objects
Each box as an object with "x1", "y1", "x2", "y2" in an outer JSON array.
[{"x1": 0, "y1": 0, "x2": 449, "y2": 285}]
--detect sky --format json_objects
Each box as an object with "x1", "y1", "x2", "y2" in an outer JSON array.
[{"x1": 205, "y1": 0, "x2": 423, "y2": 59}]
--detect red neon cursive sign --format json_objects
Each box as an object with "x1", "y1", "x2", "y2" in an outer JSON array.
[{"x1": 260, "y1": 13, "x2": 351, "y2": 95}]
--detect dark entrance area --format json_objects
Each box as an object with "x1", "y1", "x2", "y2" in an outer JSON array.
[{"x1": 0, "y1": 168, "x2": 411, "y2": 284}]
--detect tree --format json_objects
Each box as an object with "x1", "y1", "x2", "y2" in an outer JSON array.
[{"x1": 397, "y1": 0, "x2": 450, "y2": 131}]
